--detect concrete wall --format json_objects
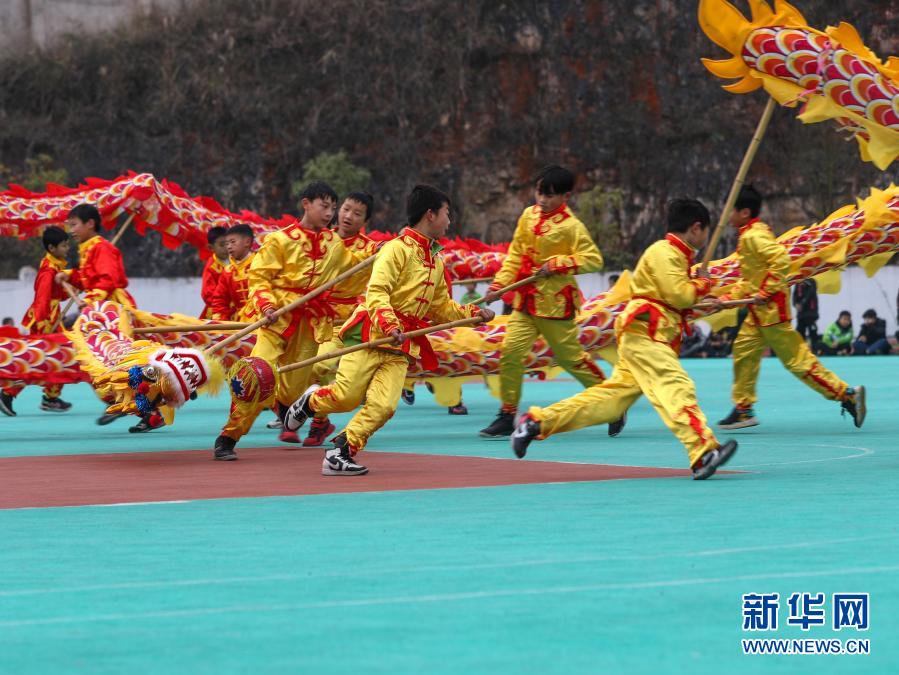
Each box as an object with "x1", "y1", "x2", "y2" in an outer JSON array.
[
  {"x1": 0, "y1": 0, "x2": 189, "y2": 54},
  {"x1": 2, "y1": 267, "x2": 898, "y2": 336}
]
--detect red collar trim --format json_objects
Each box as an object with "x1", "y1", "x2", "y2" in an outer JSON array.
[
  {"x1": 665, "y1": 233, "x2": 695, "y2": 263},
  {"x1": 401, "y1": 226, "x2": 433, "y2": 249},
  {"x1": 739, "y1": 217, "x2": 760, "y2": 236}
]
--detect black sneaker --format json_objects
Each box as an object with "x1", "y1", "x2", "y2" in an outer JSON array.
[
  {"x1": 691, "y1": 440, "x2": 738, "y2": 480},
  {"x1": 214, "y1": 435, "x2": 238, "y2": 461},
  {"x1": 96, "y1": 411, "x2": 126, "y2": 426},
  {"x1": 717, "y1": 407, "x2": 758, "y2": 430},
  {"x1": 322, "y1": 433, "x2": 368, "y2": 476},
  {"x1": 284, "y1": 384, "x2": 320, "y2": 432},
  {"x1": 40, "y1": 396, "x2": 72, "y2": 412},
  {"x1": 401, "y1": 388, "x2": 415, "y2": 406},
  {"x1": 0, "y1": 392, "x2": 16, "y2": 417},
  {"x1": 510, "y1": 414, "x2": 540, "y2": 458},
  {"x1": 841, "y1": 385, "x2": 866, "y2": 428},
  {"x1": 448, "y1": 404, "x2": 468, "y2": 415},
  {"x1": 479, "y1": 410, "x2": 515, "y2": 437},
  {"x1": 608, "y1": 412, "x2": 627, "y2": 437},
  {"x1": 129, "y1": 414, "x2": 164, "y2": 433}
]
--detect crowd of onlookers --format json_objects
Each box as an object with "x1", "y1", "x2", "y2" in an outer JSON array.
[{"x1": 681, "y1": 279, "x2": 899, "y2": 358}]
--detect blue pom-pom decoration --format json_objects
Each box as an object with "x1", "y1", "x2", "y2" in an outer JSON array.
[
  {"x1": 135, "y1": 393, "x2": 153, "y2": 415},
  {"x1": 128, "y1": 366, "x2": 144, "y2": 389}
]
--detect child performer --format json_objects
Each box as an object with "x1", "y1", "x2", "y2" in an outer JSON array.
[
  {"x1": 209, "y1": 224, "x2": 257, "y2": 322},
  {"x1": 303, "y1": 192, "x2": 379, "y2": 446},
  {"x1": 717, "y1": 186, "x2": 865, "y2": 430},
  {"x1": 0, "y1": 226, "x2": 73, "y2": 416},
  {"x1": 200, "y1": 226, "x2": 229, "y2": 319},
  {"x1": 284, "y1": 185, "x2": 493, "y2": 475},
  {"x1": 509, "y1": 199, "x2": 738, "y2": 480},
  {"x1": 479, "y1": 165, "x2": 611, "y2": 438},
  {"x1": 213, "y1": 182, "x2": 369, "y2": 460}
]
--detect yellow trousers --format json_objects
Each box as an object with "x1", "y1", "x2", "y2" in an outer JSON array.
[
  {"x1": 221, "y1": 318, "x2": 319, "y2": 440},
  {"x1": 500, "y1": 310, "x2": 604, "y2": 411},
  {"x1": 732, "y1": 318, "x2": 847, "y2": 408},
  {"x1": 529, "y1": 329, "x2": 719, "y2": 466},
  {"x1": 311, "y1": 335, "x2": 344, "y2": 385},
  {"x1": 401, "y1": 377, "x2": 463, "y2": 406},
  {"x1": 310, "y1": 348, "x2": 409, "y2": 453}
]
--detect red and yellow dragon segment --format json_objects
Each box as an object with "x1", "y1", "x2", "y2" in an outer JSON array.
[
  {"x1": 0, "y1": 172, "x2": 508, "y2": 280},
  {"x1": 3, "y1": 184, "x2": 899, "y2": 396},
  {"x1": 699, "y1": 0, "x2": 899, "y2": 169}
]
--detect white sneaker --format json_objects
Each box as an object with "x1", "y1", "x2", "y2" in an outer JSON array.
[
  {"x1": 322, "y1": 446, "x2": 368, "y2": 476},
  {"x1": 284, "y1": 384, "x2": 320, "y2": 432},
  {"x1": 265, "y1": 417, "x2": 282, "y2": 430}
]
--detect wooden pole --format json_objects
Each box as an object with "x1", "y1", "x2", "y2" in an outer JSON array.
[
  {"x1": 279, "y1": 316, "x2": 483, "y2": 374},
  {"x1": 451, "y1": 276, "x2": 494, "y2": 286},
  {"x1": 110, "y1": 213, "x2": 136, "y2": 247},
  {"x1": 51, "y1": 281, "x2": 82, "y2": 331},
  {"x1": 204, "y1": 255, "x2": 377, "y2": 355},
  {"x1": 700, "y1": 96, "x2": 777, "y2": 270},
  {"x1": 471, "y1": 273, "x2": 543, "y2": 305},
  {"x1": 691, "y1": 298, "x2": 756, "y2": 311},
  {"x1": 131, "y1": 322, "x2": 249, "y2": 335}
]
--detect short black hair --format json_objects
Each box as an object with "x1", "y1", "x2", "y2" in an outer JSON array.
[
  {"x1": 300, "y1": 181, "x2": 338, "y2": 204},
  {"x1": 535, "y1": 165, "x2": 575, "y2": 196},
  {"x1": 227, "y1": 224, "x2": 255, "y2": 240},
  {"x1": 839, "y1": 310, "x2": 851, "y2": 319},
  {"x1": 862, "y1": 308, "x2": 877, "y2": 319},
  {"x1": 735, "y1": 184, "x2": 763, "y2": 218},
  {"x1": 1, "y1": 317, "x2": 13, "y2": 326},
  {"x1": 67, "y1": 203, "x2": 102, "y2": 230},
  {"x1": 344, "y1": 191, "x2": 374, "y2": 221},
  {"x1": 42, "y1": 225, "x2": 68, "y2": 250},
  {"x1": 406, "y1": 184, "x2": 451, "y2": 226},
  {"x1": 667, "y1": 198, "x2": 711, "y2": 233},
  {"x1": 207, "y1": 226, "x2": 228, "y2": 245}
]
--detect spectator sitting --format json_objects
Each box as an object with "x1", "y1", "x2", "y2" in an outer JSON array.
[
  {"x1": 815, "y1": 310, "x2": 853, "y2": 356},
  {"x1": 701, "y1": 330, "x2": 731, "y2": 358},
  {"x1": 852, "y1": 308, "x2": 890, "y2": 355},
  {"x1": 679, "y1": 325, "x2": 705, "y2": 358}
]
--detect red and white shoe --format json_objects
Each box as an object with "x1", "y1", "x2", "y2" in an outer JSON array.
[{"x1": 303, "y1": 417, "x2": 336, "y2": 446}]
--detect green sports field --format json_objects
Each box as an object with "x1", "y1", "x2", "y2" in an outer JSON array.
[{"x1": 1, "y1": 356, "x2": 896, "y2": 674}]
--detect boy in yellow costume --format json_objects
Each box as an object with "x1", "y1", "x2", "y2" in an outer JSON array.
[
  {"x1": 303, "y1": 192, "x2": 379, "y2": 447},
  {"x1": 510, "y1": 199, "x2": 738, "y2": 480},
  {"x1": 717, "y1": 186, "x2": 866, "y2": 430},
  {"x1": 213, "y1": 182, "x2": 368, "y2": 460},
  {"x1": 285, "y1": 185, "x2": 494, "y2": 475},
  {"x1": 479, "y1": 165, "x2": 610, "y2": 438},
  {"x1": 209, "y1": 224, "x2": 257, "y2": 322}
]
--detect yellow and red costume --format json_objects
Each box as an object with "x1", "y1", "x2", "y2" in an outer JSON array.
[
  {"x1": 725, "y1": 218, "x2": 848, "y2": 408},
  {"x1": 2, "y1": 254, "x2": 69, "y2": 400},
  {"x1": 489, "y1": 203, "x2": 605, "y2": 412},
  {"x1": 220, "y1": 223, "x2": 368, "y2": 441},
  {"x1": 200, "y1": 256, "x2": 228, "y2": 319},
  {"x1": 67, "y1": 235, "x2": 136, "y2": 308},
  {"x1": 209, "y1": 253, "x2": 256, "y2": 322},
  {"x1": 308, "y1": 227, "x2": 481, "y2": 453},
  {"x1": 311, "y1": 231, "x2": 378, "y2": 383},
  {"x1": 527, "y1": 234, "x2": 719, "y2": 466}
]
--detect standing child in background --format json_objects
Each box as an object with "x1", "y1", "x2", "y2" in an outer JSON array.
[
  {"x1": 460, "y1": 282, "x2": 480, "y2": 305},
  {"x1": 303, "y1": 192, "x2": 379, "y2": 447},
  {"x1": 792, "y1": 278, "x2": 819, "y2": 343},
  {"x1": 509, "y1": 199, "x2": 738, "y2": 480},
  {"x1": 0, "y1": 226, "x2": 74, "y2": 417},
  {"x1": 209, "y1": 224, "x2": 257, "y2": 322},
  {"x1": 284, "y1": 185, "x2": 493, "y2": 476},
  {"x1": 200, "y1": 226, "x2": 230, "y2": 319},
  {"x1": 480, "y1": 165, "x2": 613, "y2": 438},
  {"x1": 717, "y1": 186, "x2": 865, "y2": 430}
]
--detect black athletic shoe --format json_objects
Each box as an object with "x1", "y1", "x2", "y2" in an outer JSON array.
[
  {"x1": 448, "y1": 404, "x2": 468, "y2": 415},
  {"x1": 841, "y1": 385, "x2": 866, "y2": 428},
  {"x1": 40, "y1": 396, "x2": 72, "y2": 412},
  {"x1": 213, "y1": 435, "x2": 238, "y2": 461},
  {"x1": 284, "y1": 384, "x2": 320, "y2": 432},
  {"x1": 129, "y1": 414, "x2": 164, "y2": 433},
  {"x1": 96, "y1": 411, "x2": 126, "y2": 426},
  {"x1": 510, "y1": 414, "x2": 540, "y2": 458},
  {"x1": 717, "y1": 407, "x2": 759, "y2": 430},
  {"x1": 479, "y1": 411, "x2": 515, "y2": 437},
  {"x1": 401, "y1": 388, "x2": 415, "y2": 406},
  {"x1": 0, "y1": 392, "x2": 16, "y2": 417},
  {"x1": 691, "y1": 440, "x2": 738, "y2": 480},
  {"x1": 608, "y1": 412, "x2": 627, "y2": 437},
  {"x1": 322, "y1": 433, "x2": 368, "y2": 476}
]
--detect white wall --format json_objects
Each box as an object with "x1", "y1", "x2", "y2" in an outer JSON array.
[{"x1": 2, "y1": 267, "x2": 898, "y2": 333}]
